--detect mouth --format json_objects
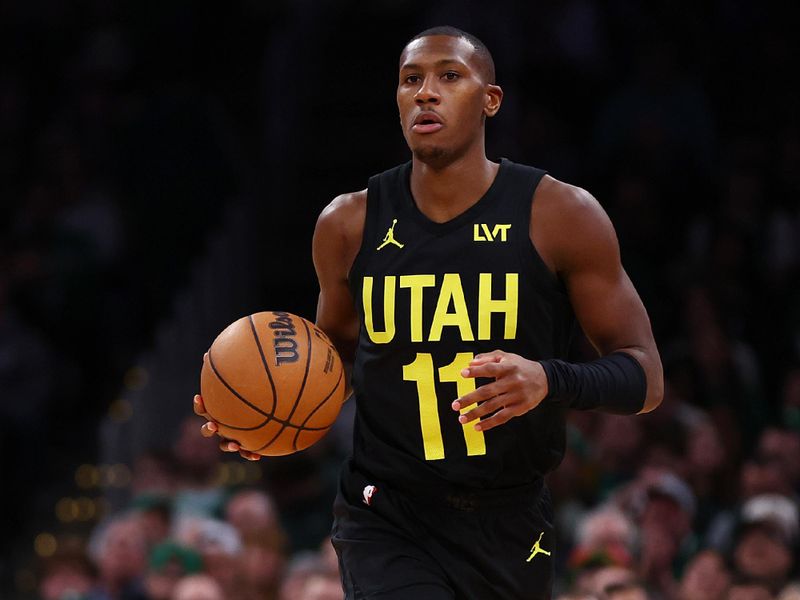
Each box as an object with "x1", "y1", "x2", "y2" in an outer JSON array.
[{"x1": 411, "y1": 111, "x2": 444, "y2": 134}]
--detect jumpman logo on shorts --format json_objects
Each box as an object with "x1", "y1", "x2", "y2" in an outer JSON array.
[
  {"x1": 377, "y1": 219, "x2": 404, "y2": 250},
  {"x1": 526, "y1": 532, "x2": 551, "y2": 562}
]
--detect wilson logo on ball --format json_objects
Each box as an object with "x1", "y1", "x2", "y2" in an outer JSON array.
[{"x1": 270, "y1": 311, "x2": 299, "y2": 365}]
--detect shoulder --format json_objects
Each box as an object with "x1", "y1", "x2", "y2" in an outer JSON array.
[
  {"x1": 530, "y1": 175, "x2": 619, "y2": 275},
  {"x1": 316, "y1": 189, "x2": 368, "y2": 243},
  {"x1": 317, "y1": 189, "x2": 367, "y2": 230},
  {"x1": 313, "y1": 189, "x2": 367, "y2": 275},
  {"x1": 533, "y1": 175, "x2": 609, "y2": 226}
]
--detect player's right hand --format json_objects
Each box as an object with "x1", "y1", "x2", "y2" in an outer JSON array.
[{"x1": 193, "y1": 394, "x2": 262, "y2": 461}]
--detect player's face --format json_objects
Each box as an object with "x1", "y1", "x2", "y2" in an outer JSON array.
[{"x1": 397, "y1": 36, "x2": 501, "y2": 165}]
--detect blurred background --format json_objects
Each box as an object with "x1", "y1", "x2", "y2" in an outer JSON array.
[{"x1": 1, "y1": 1, "x2": 799, "y2": 599}]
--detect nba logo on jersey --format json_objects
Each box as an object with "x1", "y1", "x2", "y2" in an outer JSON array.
[{"x1": 362, "y1": 485, "x2": 378, "y2": 506}]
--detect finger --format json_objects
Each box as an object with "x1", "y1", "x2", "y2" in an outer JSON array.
[
  {"x1": 469, "y1": 351, "x2": 505, "y2": 366},
  {"x1": 458, "y1": 394, "x2": 508, "y2": 423},
  {"x1": 451, "y1": 380, "x2": 507, "y2": 411},
  {"x1": 239, "y1": 450, "x2": 261, "y2": 461},
  {"x1": 200, "y1": 421, "x2": 218, "y2": 437},
  {"x1": 193, "y1": 395, "x2": 208, "y2": 416},
  {"x1": 220, "y1": 439, "x2": 241, "y2": 453},
  {"x1": 461, "y1": 360, "x2": 512, "y2": 379},
  {"x1": 472, "y1": 407, "x2": 517, "y2": 432}
]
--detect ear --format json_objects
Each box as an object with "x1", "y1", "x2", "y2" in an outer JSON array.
[{"x1": 484, "y1": 84, "x2": 503, "y2": 118}]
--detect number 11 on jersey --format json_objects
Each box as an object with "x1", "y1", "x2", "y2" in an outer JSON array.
[{"x1": 402, "y1": 352, "x2": 487, "y2": 460}]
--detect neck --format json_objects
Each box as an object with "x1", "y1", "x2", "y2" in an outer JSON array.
[{"x1": 409, "y1": 141, "x2": 499, "y2": 223}]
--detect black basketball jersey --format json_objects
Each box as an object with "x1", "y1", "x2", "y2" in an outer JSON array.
[{"x1": 347, "y1": 158, "x2": 575, "y2": 492}]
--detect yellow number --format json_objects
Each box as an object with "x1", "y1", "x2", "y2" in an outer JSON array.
[
  {"x1": 403, "y1": 354, "x2": 445, "y2": 460},
  {"x1": 439, "y1": 353, "x2": 486, "y2": 456},
  {"x1": 402, "y1": 352, "x2": 487, "y2": 460}
]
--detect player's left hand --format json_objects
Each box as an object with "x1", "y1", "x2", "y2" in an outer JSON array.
[
  {"x1": 193, "y1": 394, "x2": 262, "y2": 461},
  {"x1": 451, "y1": 350, "x2": 548, "y2": 432}
]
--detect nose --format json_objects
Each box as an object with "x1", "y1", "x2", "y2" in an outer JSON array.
[{"x1": 414, "y1": 75, "x2": 440, "y2": 105}]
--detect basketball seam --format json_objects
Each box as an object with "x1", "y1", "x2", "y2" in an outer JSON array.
[
  {"x1": 254, "y1": 317, "x2": 313, "y2": 453},
  {"x1": 204, "y1": 405, "x2": 268, "y2": 430},
  {"x1": 291, "y1": 366, "x2": 344, "y2": 451},
  {"x1": 248, "y1": 315, "x2": 277, "y2": 415},
  {"x1": 207, "y1": 350, "x2": 330, "y2": 432}
]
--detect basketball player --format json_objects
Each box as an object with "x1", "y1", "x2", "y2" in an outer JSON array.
[{"x1": 195, "y1": 26, "x2": 663, "y2": 599}]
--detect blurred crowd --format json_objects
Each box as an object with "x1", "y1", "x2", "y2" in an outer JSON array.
[
  {"x1": 36, "y1": 417, "x2": 345, "y2": 600},
  {"x1": 33, "y1": 407, "x2": 800, "y2": 600},
  {"x1": 3, "y1": 0, "x2": 800, "y2": 599}
]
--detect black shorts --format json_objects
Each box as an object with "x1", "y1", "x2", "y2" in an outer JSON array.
[{"x1": 331, "y1": 461, "x2": 555, "y2": 600}]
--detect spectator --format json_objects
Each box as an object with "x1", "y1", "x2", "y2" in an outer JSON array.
[
  {"x1": 593, "y1": 414, "x2": 645, "y2": 494},
  {"x1": 731, "y1": 495, "x2": 798, "y2": 594},
  {"x1": 171, "y1": 418, "x2": 226, "y2": 519},
  {"x1": 171, "y1": 574, "x2": 224, "y2": 600},
  {"x1": 38, "y1": 538, "x2": 96, "y2": 600},
  {"x1": 778, "y1": 584, "x2": 800, "y2": 600},
  {"x1": 238, "y1": 527, "x2": 287, "y2": 600},
  {"x1": 603, "y1": 581, "x2": 648, "y2": 600},
  {"x1": 143, "y1": 542, "x2": 203, "y2": 600},
  {"x1": 678, "y1": 550, "x2": 731, "y2": 600},
  {"x1": 301, "y1": 573, "x2": 344, "y2": 600},
  {"x1": 684, "y1": 417, "x2": 735, "y2": 534},
  {"x1": 279, "y1": 552, "x2": 333, "y2": 600},
  {"x1": 131, "y1": 494, "x2": 172, "y2": 550},
  {"x1": 728, "y1": 580, "x2": 775, "y2": 600},
  {"x1": 570, "y1": 506, "x2": 637, "y2": 569},
  {"x1": 585, "y1": 566, "x2": 639, "y2": 599},
  {"x1": 755, "y1": 428, "x2": 800, "y2": 492},
  {"x1": 173, "y1": 516, "x2": 241, "y2": 597},
  {"x1": 632, "y1": 471, "x2": 697, "y2": 598},
  {"x1": 86, "y1": 515, "x2": 148, "y2": 600},
  {"x1": 225, "y1": 489, "x2": 281, "y2": 536}
]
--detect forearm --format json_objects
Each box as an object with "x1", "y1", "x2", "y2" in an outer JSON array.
[
  {"x1": 540, "y1": 350, "x2": 658, "y2": 415},
  {"x1": 615, "y1": 345, "x2": 663, "y2": 413}
]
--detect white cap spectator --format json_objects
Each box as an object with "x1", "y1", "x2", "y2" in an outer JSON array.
[{"x1": 740, "y1": 494, "x2": 799, "y2": 545}]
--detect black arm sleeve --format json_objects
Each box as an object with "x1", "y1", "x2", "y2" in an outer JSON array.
[{"x1": 539, "y1": 352, "x2": 647, "y2": 415}]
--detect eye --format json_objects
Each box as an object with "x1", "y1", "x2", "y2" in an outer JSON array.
[
  {"x1": 404, "y1": 74, "x2": 421, "y2": 84},
  {"x1": 443, "y1": 71, "x2": 459, "y2": 81}
]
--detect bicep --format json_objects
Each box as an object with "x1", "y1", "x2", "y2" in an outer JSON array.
[
  {"x1": 554, "y1": 189, "x2": 663, "y2": 411},
  {"x1": 312, "y1": 198, "x2": 362, "y2": 363},
  {"x1": 315, "y1": 283, "x2": 359, "y2": 364},
  {"x1": 566, "y1": 257, "x2": 653, "y2": 356}
]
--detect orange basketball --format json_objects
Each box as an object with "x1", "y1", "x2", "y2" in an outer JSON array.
[{"x1": 200, "y1": 311, "x2": 346, "y2": 456}]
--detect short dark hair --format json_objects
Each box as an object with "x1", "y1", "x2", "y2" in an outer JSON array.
[{"x1": 404, "y1": 26, "x2": 496, "y2": 84}]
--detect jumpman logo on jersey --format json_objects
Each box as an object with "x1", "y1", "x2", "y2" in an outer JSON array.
[
  {"x1": 377, "y1": 219, "x2": 404, "y2": 250},
  {"x1": 526, "y1": 532, "x2": 551, "y2": 562}
]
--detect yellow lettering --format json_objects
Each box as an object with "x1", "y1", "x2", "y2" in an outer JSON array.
[
  {"x1": 439, "y1": 353, "x2": 486, "y2": 456},
  {"x1": 403, "y1": 353, "x2": 445, "y2": 460},
  {"x1": 403, "y1": 352, "x2": 487, "y2": 460},
  {"x1": 429, "y1": 274, "x2": 474, "y2": 341},
  {"x1": 362, "y1": 276, "x2": 396, "y2": 344},
  {"x1": 478, "y1": 273, "x2": 518, "y2": 339},
  {"x1": 399, "y1": 275, "x2": 436, "y2": 342},
  {"x1": 492, "y1": 224, "x2": 511, "y2": 241},
  {"x1": 474, "y1": 224, "x2": 511, "y2": 242}
]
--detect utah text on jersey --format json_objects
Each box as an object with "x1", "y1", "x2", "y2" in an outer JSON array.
[{"x1": 362, "y1": 273, "x2": 518, "y2": 343}]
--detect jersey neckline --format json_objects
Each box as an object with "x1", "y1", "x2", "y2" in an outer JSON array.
[{"x1": 402, "y1": 157, "x2": 511, "y2": 234}]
